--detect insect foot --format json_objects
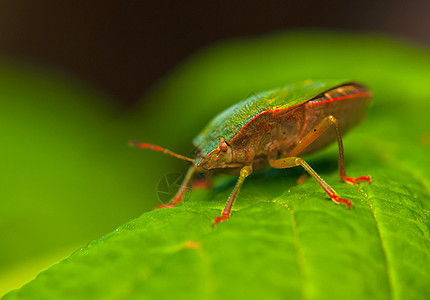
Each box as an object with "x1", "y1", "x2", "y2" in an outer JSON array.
[
  {"x1": 154, "y1": 170, "x2": 194, "y2": 209},
  {"x1": 213, "y1": 214, "x2": 230, "y2": 226},
  {"x1": 331, "y1": 194, "x2": 353, "y2": 209},
  {"x1": 154, "y1": 203, "x2": 176, "y2": 209},
  {"x1": 343, "y1": 175, "x2": 372, "y2": 185}
]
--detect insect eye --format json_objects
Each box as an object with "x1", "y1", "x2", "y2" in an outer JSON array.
[{"x1": 219, "y1": 140, "x2": 228, "y2": 152}]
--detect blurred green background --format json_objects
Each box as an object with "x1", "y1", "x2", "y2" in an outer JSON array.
[
  {"x1": 0, "y1": 1, "x2": 430, "y2": 297},
  {"x1": 0, "y1": 59, "x2": 167, "y2": 294}
]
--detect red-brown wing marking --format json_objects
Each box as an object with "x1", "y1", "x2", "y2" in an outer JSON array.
[{"x1": 307, "y1": 84, "x2": 372, "y2": 106}]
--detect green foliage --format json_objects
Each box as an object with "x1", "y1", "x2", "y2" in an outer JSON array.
[{"x1": 3, "y1": 31, "x2": 430, "y2": 299}]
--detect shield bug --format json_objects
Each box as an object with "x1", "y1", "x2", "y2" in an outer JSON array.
[{"x1": 131, "y1": 79, "x2": 372, "y2": 225}]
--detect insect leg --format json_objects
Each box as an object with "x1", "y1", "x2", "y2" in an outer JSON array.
[
  {"x1": 213, "y1": 165, "x2": 253, "y2": 225},
  {"x1": 269, "y1": 157, "x2": 352, "y2": 208},
  {"x1": 288, "y1": 115, "x2": 371, "y2": 185},
  {"x1": 155, "y1": 166, "x2": 196, "y2": 209}
]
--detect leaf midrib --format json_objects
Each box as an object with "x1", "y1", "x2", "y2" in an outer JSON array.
[{"x1": 359, "y1": 184, "x2": 394, "y2": 300}]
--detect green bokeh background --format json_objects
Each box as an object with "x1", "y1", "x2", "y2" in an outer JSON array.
[
  {"x1": 0, "y1": 61, "x2": 174, "y2": 294},
  {"x1": 1, "y1": 30, "x2": 429, "y2": 297}
]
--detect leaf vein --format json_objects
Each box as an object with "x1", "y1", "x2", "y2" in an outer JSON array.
[
  {"x1": 272, "y1": 200, "x2": 307, "y2": 300},
  {"x1": 357, "y1": 185, "x2": 395, "y2": 300}
]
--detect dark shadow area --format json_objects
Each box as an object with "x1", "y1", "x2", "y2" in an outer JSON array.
[{"x1": 0, "y1": 1, "x2": 428, "y2": 108}]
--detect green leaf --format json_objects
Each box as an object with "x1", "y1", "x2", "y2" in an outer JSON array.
[{"x1": 4, "y1": 31, "x2": 430, "y2": 299}]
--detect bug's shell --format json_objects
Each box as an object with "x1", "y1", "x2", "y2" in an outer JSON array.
[{"x1": 193, "y1": 79, "x2": 365, "y2": 166}]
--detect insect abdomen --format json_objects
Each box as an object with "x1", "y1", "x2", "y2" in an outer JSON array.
[{"x1": 299, "y1": 83, "x2": 372, "y2": 155}]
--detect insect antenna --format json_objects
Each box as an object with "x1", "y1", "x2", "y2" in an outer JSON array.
[{"x1": 129, "y1": 141, "x2": 195, "y2": 163}]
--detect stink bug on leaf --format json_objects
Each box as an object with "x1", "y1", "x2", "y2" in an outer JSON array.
[{"x1": 131, "y1": 79, "x2": 372, "y2": 225}]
